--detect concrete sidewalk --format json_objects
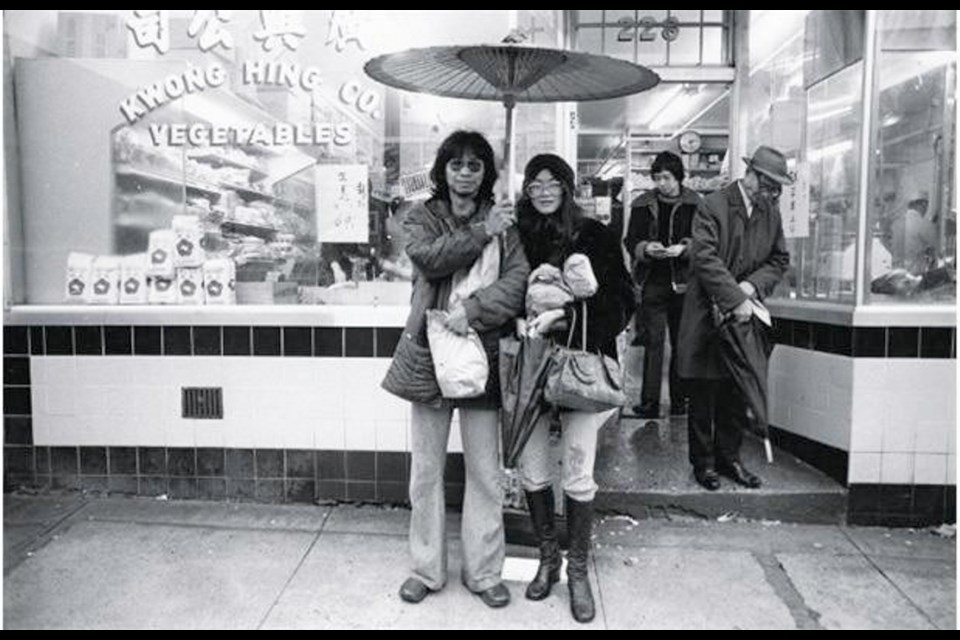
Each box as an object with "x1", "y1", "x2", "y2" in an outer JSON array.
[{"x1": 3, "y1": 494, "x2": 956, "y2": 629}]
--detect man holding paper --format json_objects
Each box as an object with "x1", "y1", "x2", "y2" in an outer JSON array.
[{"x1": 677, "y1": 146, "x2": 792, "y2": 491}]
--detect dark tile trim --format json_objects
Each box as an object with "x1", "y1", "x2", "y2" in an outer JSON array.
[
  {"x1": 769, "y1": 426, "x2": 848, "y2": 486},
  {"x1": 773, "y1": 320, "x2": 954, "y2": 360},
  {"x1": 14, "y1": 322, "x2": 948, "y2": 360},
  {"x1": 848, "y1": 483, "x2": 955, "y2": 527}
]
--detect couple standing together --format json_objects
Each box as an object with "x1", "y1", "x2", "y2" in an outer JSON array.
[{"x1": 386, "y1": 129, "x2": 790, "y2": 623}]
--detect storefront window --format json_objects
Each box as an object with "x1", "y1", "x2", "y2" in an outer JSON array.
[
  {"x1": 865, "y1": 10, "x2": 956, "y2": 304},
  {"x1": 747, "y1": 10, "x2": 864, "y2": 303},
  {"x1": 4, "y1": 10, "x2": 561, "y2": 306}
]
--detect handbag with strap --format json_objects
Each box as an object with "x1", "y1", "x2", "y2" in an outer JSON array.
[{"x1": 544, "y1": 300, "x2": 627, "y2": 412}]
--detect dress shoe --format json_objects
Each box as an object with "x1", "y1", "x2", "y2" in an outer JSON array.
[
  {"x1": 399, "y1": 577, "x2": 432, "y2": 603},
  {"x1": 717, "y1": 460, "x2": 762, "y2": 489},
  {"x1": 694, "y1": 467, "x2": 721, "y2": 491},
  {"x1": 472, "y1": 582, "x2": 511, "y2": 608}
]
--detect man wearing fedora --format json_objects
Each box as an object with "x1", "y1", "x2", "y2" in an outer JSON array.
[{"x1": 677, "y1": 146, "x2": 792, "y2": 491}]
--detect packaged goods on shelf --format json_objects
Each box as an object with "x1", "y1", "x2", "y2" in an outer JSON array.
[
  {"x1": 172, "y1": 215, "x2": 205, "y2": 268},
  {"x1": 203, "y1": 258, "x2": 236, "y2": 305},
  {"x1": 147, "y1": 229, "x2": 176, "y2": 278},
  {"x1": 89, "y1": 256, "x2": 121, "y2": 305},
  {"x1": 177, "y1": 267, "x2": 205, "y2": 305},
  {"x1": 120, "y1": 253, "x2": 149, "y2": 305},
  {"x1": 64, "y1": 252, "x2": 95, "y2": 303},
  {"x1": 148, "y1": 276, "x2": 177, "y2": 304}
]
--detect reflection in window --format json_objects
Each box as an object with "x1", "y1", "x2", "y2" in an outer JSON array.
[
  {"x1": 867, "y1": 10, "x2": 956, "y2": 304},
  {"x1": 803, "y1": 64, "x2": 862, "y2": 302}
]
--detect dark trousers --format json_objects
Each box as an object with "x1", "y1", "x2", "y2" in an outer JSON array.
[
  {"x1": 639, "y1": 280, "x2": 685, "y2": 409},
  {"x1": 687, "y1": 378, "x2": 746, "y2": 470}
]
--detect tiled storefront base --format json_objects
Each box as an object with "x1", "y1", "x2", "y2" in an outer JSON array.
[
  {"x1": 848, "y1": 484, "x2": 956, "y2": 528},
  {"x1": 3, "y1": 445, "x2": 466, "y2": 508},
  {"x1": 770, "y1": 426, "x2": 849, "y2": 486}
]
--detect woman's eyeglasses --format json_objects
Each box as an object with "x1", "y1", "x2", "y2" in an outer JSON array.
[
  {"x1": 526, "y1": 182, "x2": 563, "y2": 197},
  {"x1": 448, "y1": 159, "x2": 484, "y2": 174}
]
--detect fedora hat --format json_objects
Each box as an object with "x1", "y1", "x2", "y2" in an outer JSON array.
[{"x1": 742, "y1": 146, "x2": 793, "y2": 185}]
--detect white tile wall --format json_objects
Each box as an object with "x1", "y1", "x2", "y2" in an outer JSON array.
[
  {"x1": 881, "y1": 396, "x2": 917, "y2": 453},
  {"x1": 376, "y1": 420, "x2": 408, "y2": 451},
  {"x1": 28, "y1": 358, "x2": 46, "y2": 385},
  {"x1": 769, "y1": 347, "x2": 853, "y2": 451},
  {"x1": 915, "y1": 421, "x2": 950, "y2": 454},
  {"x1": 344, "y1": 419, "x2": 377, "y2": 451},
  {"x1": 848, "y1": 452, "x2": 881, "y2": 484},
  {"x1": 913, "y1": 453, "x2": 948, "y2": 485},
  {"x1": 849, "y1": 391, "x2": 885, "y2": 452},
  {"x1": 43, "y1": 386, "x2": 76, "y2": 416},
  {"x1": 880, "y1": 452, "x2": 914, "y2": 484},
  {"x1": 43, "y1": 357, "x2": 77, "y2": 388},
  {"x1": 314, "y1": 419, "x2": 346, "y2": 449},
  {"x1": 193, "y1": 422, "x2": 228, "y2": 448},
  {"x1": 853, "y1": 358, "x2": 887, "y2": 390},
  {"x1": 948, "y1": 455, "x2": 957, "y2": 485}
]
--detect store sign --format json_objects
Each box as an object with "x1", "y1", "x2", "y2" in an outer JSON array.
[
  {"x1": 316, "y1": 165, "x2": 369, "y2": 243},
  {"x1": 121, "y1": 10, "x2": 373, "y2": 137},
  {"x1": 117, "y1": 60, "x2": 355, "y2": 146},
  {"x1": 147, "y1": 122, "x2": 352, "y2": 147},
  {"x1": 782, "y1": 164, "x2": 810, "y2": 239}
]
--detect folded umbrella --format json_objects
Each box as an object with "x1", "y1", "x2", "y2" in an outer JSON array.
[
  {"x1": 715, "y1": 312, "x2": 776, "y2": 463},
  {"x1": 499, "y1": 334, "x2": 554, "y2": 468}
]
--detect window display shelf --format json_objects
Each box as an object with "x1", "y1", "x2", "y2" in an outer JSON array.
[
  {"x1": 189, "y1": 152, "x2": 269, "y2": 181},
  {"x1": 116, "y1": 164, "x2": 223, "y2": 200},
  {"x1": 221, "y1": 220, "x2": 279, "y2": 241},
  {"x1": 219, "y1": 182, "x2": 272, "y2": 202}
]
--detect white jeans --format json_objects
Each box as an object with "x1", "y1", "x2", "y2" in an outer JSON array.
[
  {"x1": 408, "y1": 403, "x2": 504, "y2": 592},
  {"x1": 518, "y1": 408, "x2": 618, "y2": 502}
]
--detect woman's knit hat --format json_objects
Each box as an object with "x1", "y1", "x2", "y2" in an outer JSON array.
[{"x1": 523, "y1": 153, "x2": 576, "y2": 193}]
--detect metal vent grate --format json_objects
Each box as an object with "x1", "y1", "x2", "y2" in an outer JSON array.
[{"x1": 182, "y1": 387, "x2": 223, "y2": 419}]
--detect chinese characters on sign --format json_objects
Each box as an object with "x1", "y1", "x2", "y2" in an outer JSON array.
[
  {"x1": 127, "y1": 10, "x2": 170, "y2": 54},
  {"x1": 188, "y1": 10, "x2": 234, "y2": 52},
  {"x1": 316, "y1": 165, "x2": 370, "y2": 243},
  {"x1": 782, "y1": 164, "x2": 810, "y2": 239},
  {"x1": 253, "y1": 10, "x2": 306, "y2": 52},
  {"x1": 326, "y1": 10, "x2": 366, "y2": 52},
  {"x1": 128, "y1": 10, "x2": 369, "y2": 54}
]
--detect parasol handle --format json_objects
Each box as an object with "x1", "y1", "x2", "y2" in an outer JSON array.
[{"x1": 502, "y1": 95, "x2": 516, "y2": 201}]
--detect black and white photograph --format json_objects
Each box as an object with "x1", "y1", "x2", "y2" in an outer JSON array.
[{"x1": 1, "y1": 9, "x2": 956, "y2": 629}]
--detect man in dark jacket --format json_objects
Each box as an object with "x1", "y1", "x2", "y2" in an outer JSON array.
[
  {"x1": 624, "y1": 151, "x2": 701, "y2": 418},
  {"x1": 677, "y1": 146, "x2": 792, "y2": 491}
]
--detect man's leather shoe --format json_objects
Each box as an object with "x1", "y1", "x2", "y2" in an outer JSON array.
[
  {"x1": 717, "y1": 461, "x2": 762, "y2": 489},
  {"x1": 399, "y1": 577, "x2": 431, "y2": 603},
  {"x1": 694, "y1": 467, "x2": 721, "y2": 491},
  {"x1": 471, "y1": 582, "x2": 511, "y2": 608}
]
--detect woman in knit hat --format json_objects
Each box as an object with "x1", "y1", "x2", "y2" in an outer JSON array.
[{"x1": 515, "y1": 153, "x2": 635, "y2": 623}]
